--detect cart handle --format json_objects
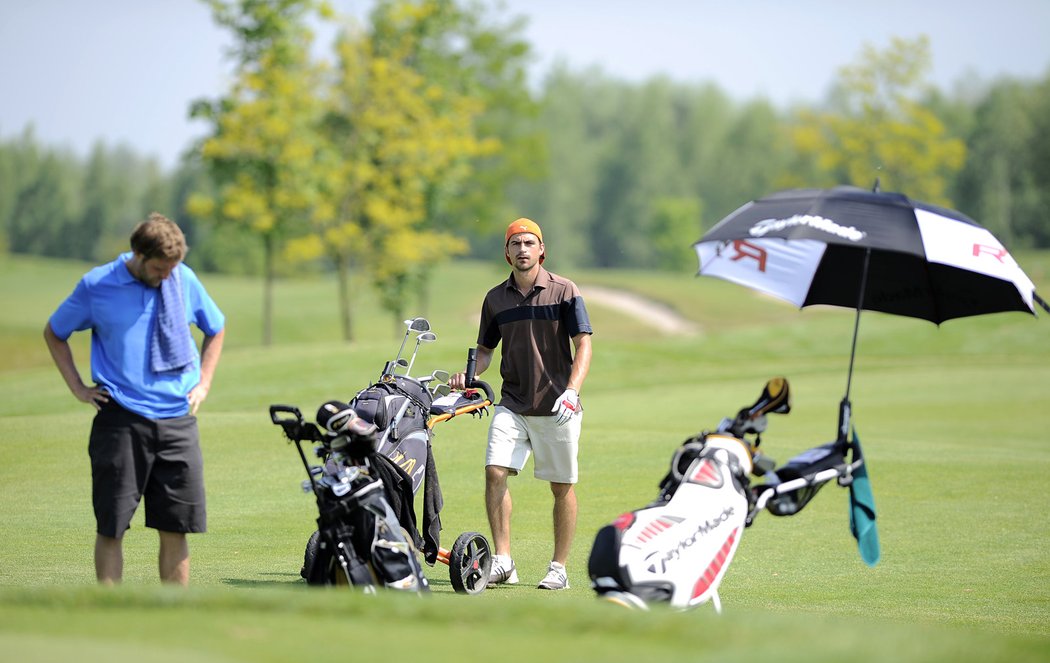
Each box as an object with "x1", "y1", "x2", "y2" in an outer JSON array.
[{"x1": 465, "y1": 348, "x2": 496, "y2": 403}]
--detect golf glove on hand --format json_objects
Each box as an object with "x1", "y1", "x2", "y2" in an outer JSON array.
[{"x1": 551, "y1": 388, "x2": 579, "y2": 426}]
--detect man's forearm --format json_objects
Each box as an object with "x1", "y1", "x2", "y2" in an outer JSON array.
[
  {"x1": 198, "y1": 328, "x2": 225, "y2": 390},
  {"x1": 567, "y1": 334, "x2": 592, "y2": 392},
  {"x1": 44, "y1": 323, "x2": 86, "y2": 395}
]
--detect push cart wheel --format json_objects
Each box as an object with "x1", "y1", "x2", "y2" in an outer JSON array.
[
  {"x1": 448, "y1": 531, "x2": 492, "y2": 594},
  {"x1": 302, "y1": 530, "x2": 328, "y2": 586}
]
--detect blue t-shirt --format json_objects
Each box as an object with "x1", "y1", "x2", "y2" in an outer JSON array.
[{"x1": 49, "y1": 253, "x2": 226, "y2": 419}]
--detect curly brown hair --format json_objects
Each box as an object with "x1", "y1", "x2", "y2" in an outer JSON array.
[{"x1": 129, "y1": 212, "x2": 187, "y2": 262}]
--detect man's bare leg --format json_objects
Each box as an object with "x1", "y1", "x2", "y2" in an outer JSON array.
[
  {"x1": 95, "y1": 534, "x2": 123, "y2": 585},
  {"x1": 158, "y1": 530, "x2": 189, "y2": 586},
  {"x1": 550, "y1": 482, "x2": 577, "y2": 565},
  {"x1": 485, "y1": 465, "x2": 513, "y2": 556}
]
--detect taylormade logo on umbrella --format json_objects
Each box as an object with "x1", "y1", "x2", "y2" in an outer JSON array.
[{"x1": 750, "y1": 215, "x2": 868, "y2": 242}]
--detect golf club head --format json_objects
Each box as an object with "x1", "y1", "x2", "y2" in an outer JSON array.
[
  {"x1": 394, "y1": 318, "x2": 432, "y2": 366},
  {"x1": 406, "y1": 317, "x2": 431, "y2": 333},
  {"x1": 431, "y1": 369, "x2": 450, "y2": 383},
  {"x1": 420, "y1": 369, "x2": 450, "y2": 385},
  {"x1": 316, "y1": 400, "x2": 357, "y2": 435},
  {"x1": 383, "y1": 358, "x2": 409, "y2": 378},
  {"x1": 750, "y1": 377, "x2": 791, "y2": 417},
  {"x1": 432, "y1": 383, "x2": 451, "y2": 398},
  {"x1": 726, "y1": 377, "x2": 791, "y2": 439}
]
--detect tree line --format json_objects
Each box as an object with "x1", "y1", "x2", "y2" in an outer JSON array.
[{"x1": 3, "y1": 1, "x2": 1049, "y2": 342}]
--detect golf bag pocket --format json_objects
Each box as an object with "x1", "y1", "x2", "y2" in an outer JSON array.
[
  {"x1": 351, "y1": 380, "x2": 433, "y2": 495},
  {"x1": 349, "y1": 386, "x2": 399, "y2": 432},
  {"x1": 311, "y1": 476, "x2": 428, "y2": 591},
  {"x1": 367, "y1": 510, "x2": 427, "y2": 590},
  {"x1": 589, "y1": 522, "x2": 673, "y2": 604},
  {"x1": 351, "y1": 377, "x2": 432, "y2": 442},
  {"x1": 378, "y1": 429, "x2": 429, "y2": 494}
]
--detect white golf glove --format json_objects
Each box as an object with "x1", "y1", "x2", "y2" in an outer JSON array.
[{"x1": 551, "y1": 388, "x2": 579, "y2": 426}]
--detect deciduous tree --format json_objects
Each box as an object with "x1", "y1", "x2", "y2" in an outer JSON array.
[
  {"x1": 788, "y1": 36, "x2": 965, "y2": 204},
  {"x1": 190, "y1": 0, "x2": 332, "y2": 345},
  {"x1": 286, "y1": 0, "x2": 500, "y2": 338}
]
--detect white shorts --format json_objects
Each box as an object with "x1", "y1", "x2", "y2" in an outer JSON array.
[{"x1": 486, "y1": 405, "x2": 581, "y2": 484}]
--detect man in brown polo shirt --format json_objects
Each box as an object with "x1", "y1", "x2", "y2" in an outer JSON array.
[{"x1": 450, "y1": 218, "x2": 593, "y2": 590}]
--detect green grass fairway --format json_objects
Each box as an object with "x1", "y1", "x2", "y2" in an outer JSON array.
[{"x1": 2, "y1": 253, "x2": 1049, "y2": 661}]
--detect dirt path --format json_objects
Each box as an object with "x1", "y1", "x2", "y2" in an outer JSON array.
[{"x1": 580, "y1": 285, "x2": 700, "y2": 336}]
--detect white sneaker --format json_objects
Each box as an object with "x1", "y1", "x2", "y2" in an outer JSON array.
[
  {"x1": 489, "y1": 555, "x2": 518, "y2": 584},
  {"x1": 537, "y1": 561, "x2": 569, "y2": 590}
]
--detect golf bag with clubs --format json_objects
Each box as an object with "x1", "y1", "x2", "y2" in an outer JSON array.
[
  {"x1": 271, "y1": 317, "x2": 496, "y2": 594},
  {"x1": 270, "y1": 401, "x2": 430, "y2": 592},
  {"x1": 588, "y1": 377, "x2": 868, "y2": 611}
]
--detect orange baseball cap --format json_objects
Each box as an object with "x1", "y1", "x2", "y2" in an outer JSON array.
[
  {"x1": 505, "y1": 218, "x2": 545, "y2": 264},
  {"x1": 505, "y1": 218, "x2": 543, "y2": 244}
]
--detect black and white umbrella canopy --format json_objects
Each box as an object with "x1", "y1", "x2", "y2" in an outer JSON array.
[
  {"x1": 694, "y1": 185, "x2": 1044, "y2": 442},
  {"x1": 695, "y1": 186, "x2": 1040, "y2": 324}
]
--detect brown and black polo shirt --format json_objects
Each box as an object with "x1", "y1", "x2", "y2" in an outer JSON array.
[{"x1": 478, "y1": 266, "x2": 593, "y2": 416}]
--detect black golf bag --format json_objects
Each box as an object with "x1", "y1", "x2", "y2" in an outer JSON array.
[
  {"x1": 270, "y1": 403, "x2": 429, "y2": 592},
  {"x1": 347, "y1": 373, "x2": 443, "y2": 562},
  {"x1": 272, "y1": 318, "x2": 497, "y2": 595}
]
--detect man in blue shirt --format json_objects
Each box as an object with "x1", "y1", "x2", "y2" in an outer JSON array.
[{"x1": 44, "y1": 213, "x2": 226, "y2": 586}]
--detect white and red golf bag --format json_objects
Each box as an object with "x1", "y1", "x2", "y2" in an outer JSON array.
[
  {"x1": 589, "y1": 431, "x2": 755, "y2": 612},
  {"x1": 588, "y1": 377, "x2": 867, "y2": 612}
]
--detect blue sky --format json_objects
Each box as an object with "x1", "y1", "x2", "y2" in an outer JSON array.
[{"x1": 2, "y1": 0, "x2": 1048, "y2": 169}]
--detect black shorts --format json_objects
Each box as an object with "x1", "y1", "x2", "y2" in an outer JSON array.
[{"x1": 89, "y1": 400, "x2": 206, "y2": 537}]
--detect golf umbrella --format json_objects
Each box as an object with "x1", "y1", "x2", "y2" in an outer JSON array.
[
  {"x1": 695, "y1": 184, "x2": 1045, "y2": 568},
  {"x1": 694, "y1": 184, "x2": 1046, "y2": 440}
]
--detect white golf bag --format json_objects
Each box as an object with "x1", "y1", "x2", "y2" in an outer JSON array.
[{"x1": 588, "y1": 378, "x2": 867, "y2": 612}]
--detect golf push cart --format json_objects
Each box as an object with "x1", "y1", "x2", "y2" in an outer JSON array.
[{"x1": 270, "y1": 317, "x2": 495, "y2": 594}]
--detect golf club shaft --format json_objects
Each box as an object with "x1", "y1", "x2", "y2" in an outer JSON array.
[{"x1": 406, "y1": 337, "x2": 422, "y2": 374}]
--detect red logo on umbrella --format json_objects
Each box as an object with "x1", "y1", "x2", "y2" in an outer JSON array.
[
  {"x1": 973, "y1": 244, "x2": 1007, "y2": 261},
  {"x1": 729, "y1": 240, "x2": 767, "y2": 272}
]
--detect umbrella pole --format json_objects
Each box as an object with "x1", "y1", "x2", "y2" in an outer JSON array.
[{"x1": 840, "y1": 247, "x2": 872, "y2": 443}]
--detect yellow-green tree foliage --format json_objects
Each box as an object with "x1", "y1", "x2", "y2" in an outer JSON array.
[
  {"x1": 286, "y1": 0, "x2": 494, "y2": 338},
  {"x1": 190, "y1": 0, "x2": 332, "y2": 345},
  {"x1": 787, "y1": 36, "x2": 965, "y2": 205}
]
